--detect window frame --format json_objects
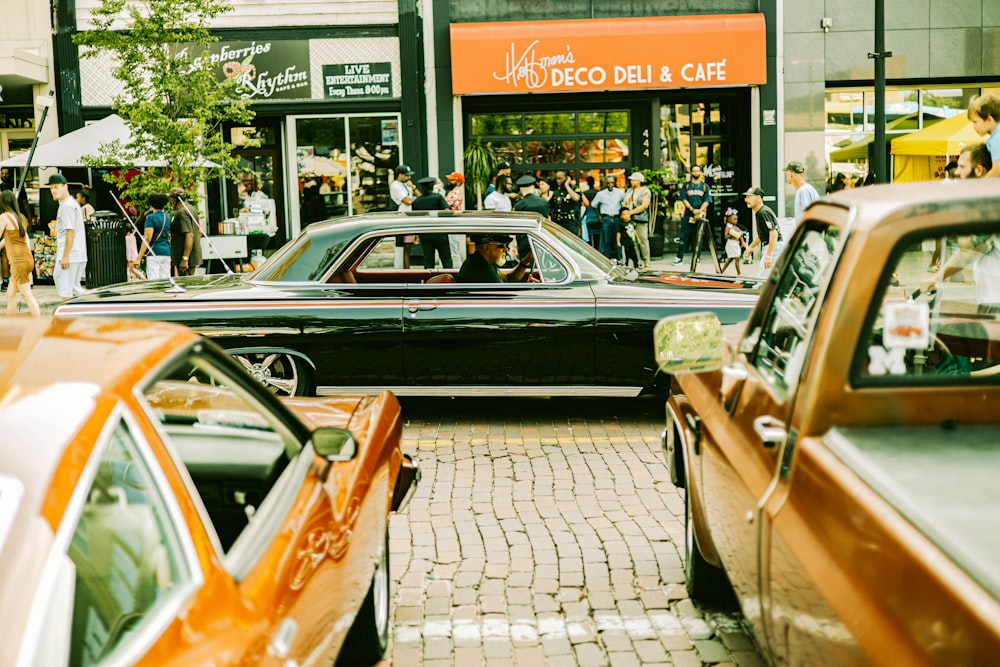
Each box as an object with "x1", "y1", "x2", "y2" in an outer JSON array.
[{"x1": 36, "y1": 406, "x2": 203, "y2": 667}]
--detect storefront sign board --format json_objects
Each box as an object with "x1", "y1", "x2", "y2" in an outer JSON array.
[
  {"x1": 180, "y1": 39, "x2": 312, "y2": 100},
  {"x1": 323, "y1": 62, "x2": 393, "y2": 99},
  {"x1": 451, "y1": 14, "x2": 765, "y2": 95}
]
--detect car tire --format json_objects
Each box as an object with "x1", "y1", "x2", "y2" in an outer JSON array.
[
  {"x1": 339, "y1": 531, "x2": 390, "y2": 666},
  {"x1": 232, "y1": 352, "x2": 314, "y2": 397},
  {"x1": 684, "y1": 487, "x2": 734, "y2": 607}
]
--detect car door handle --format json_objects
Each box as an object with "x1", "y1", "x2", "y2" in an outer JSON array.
[
  {"x1": 407, "y1": 302, "x2": 438, "y2": 313},
  {"x1": 753, "y1": 415, "x2": 786, "y2": 448}
]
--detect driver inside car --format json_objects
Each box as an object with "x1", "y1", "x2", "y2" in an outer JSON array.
[{"x1": 457, "y1": 233, "x2": 534, "y2": 283}]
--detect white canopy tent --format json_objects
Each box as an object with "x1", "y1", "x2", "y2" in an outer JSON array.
[{"x1": 0, "y1": 114, "x2": 217, "y2": 168}]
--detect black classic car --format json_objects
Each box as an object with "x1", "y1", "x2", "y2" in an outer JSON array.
[{"x1": 57, "y1": 212, "x2": 760, "y2": 397}]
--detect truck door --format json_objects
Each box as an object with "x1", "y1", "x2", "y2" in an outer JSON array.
[{"x1": 694, "y1": 223, "x2": 842, "y2": 648}]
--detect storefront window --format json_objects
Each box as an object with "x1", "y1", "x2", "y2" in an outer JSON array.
[
  {"x1": 524, "y1": 112, "x2": 575, "y2": 134},
  {"x1": 577, "y1": 111, "x2": 628, "y2": 134},
  {"x1": 468, "y1": 109, "x2": 630, "y2": 178},
  {"x1": 471, "y1": 114, "x2": 523, "y2": 136},
  {"x1": 296, "y1": 117, "x2": 348, "y2": 226},
  {"x1": 526, "y1": 139, "x2": 576, "y2": 164},
  {"x1": 291, "y1": 114, "x2": 401, "y2": 229}
]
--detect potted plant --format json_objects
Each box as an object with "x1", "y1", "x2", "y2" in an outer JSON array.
[{"x1": 462, "y1": 138, "x2": 498, "y2": 210}]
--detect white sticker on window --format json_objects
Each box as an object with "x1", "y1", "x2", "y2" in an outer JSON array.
[
  {"x1": 868, "y1": 345, "x2": 907, "y2": 375},
  {"x1": 883, "y1": 301, "x2": 930, "y2": 349}
]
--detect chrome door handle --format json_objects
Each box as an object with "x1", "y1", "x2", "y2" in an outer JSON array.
[
  {"x1": 753, "y1": 415, "x2": 786, "y2": 448},
  {"x1": 407, "y1": 302, "x2": 438, "y2": 313}
]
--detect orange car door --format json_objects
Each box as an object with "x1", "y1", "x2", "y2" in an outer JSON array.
[{"x1": 696, "y1": 224, "x2": 843, "y2": 650}]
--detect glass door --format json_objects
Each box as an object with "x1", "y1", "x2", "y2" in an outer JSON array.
[{"x1": 289, "y1": 114, "x2": 402, "y2": 236}]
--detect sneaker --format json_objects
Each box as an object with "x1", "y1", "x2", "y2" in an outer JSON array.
[{"x1": 671, "y1": 257, "x2": 683, "y2": 265}]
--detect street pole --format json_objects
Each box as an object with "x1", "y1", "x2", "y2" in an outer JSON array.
[
  {"x1": 16, "y1": 91, "x2": 54, "y2": 197},
  {"x1": 868, "y1": 0, "x2": 892, "y2": 184}
]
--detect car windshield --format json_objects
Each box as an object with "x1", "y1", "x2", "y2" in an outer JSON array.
[
  {"x1": 544, "y1": 221, "x2": 616, "y2": 274},
  {"x1": 253, "y1": 232, "x2": 350, "y2": 282}
]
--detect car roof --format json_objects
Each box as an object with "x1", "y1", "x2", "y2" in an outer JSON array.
[
  {"x1": 301, "y1": 210, "x2": 548, "y2": 239},
  {"x1": 810, "y1": 179, "x2": 1000, "y2": 235},
  {"x1": 0, "y1": 316, "x2": 197, "y2": 484}
]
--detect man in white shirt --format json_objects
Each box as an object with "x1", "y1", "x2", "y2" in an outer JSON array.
[
  {"x1": 390, "y1": 164, "x2": 416, "y2": 212},
  {"x1": 784, "y1": 161, "x2": 819, "y2": 227},
  {"x1": 389, "y1": 164, "x2": 417, "y2": 268},
  {"x1": 49, "y1": 173, "x2": 88, "y2": 299}
]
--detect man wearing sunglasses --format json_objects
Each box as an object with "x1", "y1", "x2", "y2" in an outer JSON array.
[{"x1": 457, "y1": 233, "x2": 534, "y2": 283}]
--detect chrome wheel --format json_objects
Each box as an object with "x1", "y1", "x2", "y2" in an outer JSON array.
[{"x1": 233, "y1": 352, "x2": 305, "y2": 396}]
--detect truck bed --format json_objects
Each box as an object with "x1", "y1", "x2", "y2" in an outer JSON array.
[{"x1": 824, "y1": 425, "x2": 1000, "y2": 601}]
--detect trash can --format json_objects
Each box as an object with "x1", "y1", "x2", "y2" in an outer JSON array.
[{"x1": 84, "y1": 213, "x2": 128, "y2": 288}]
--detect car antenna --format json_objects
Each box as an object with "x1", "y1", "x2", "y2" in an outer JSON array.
[{"x1": 111, "y1": 193, "x2": 186, "y2": 294}]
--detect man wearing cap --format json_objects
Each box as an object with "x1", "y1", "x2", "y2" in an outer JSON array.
[
  {"x1": 674, "y1": 164, "x2": 712, "y2": 265},
  {"x1": 412, "y1": 176, "x2": 452, "y2": 269},
  {"x1": 742, "y1": 186, "x2": 783, "y2": 277},
  {"x1": 390, "y1": 164, "x2": 416, "y2": 212},
  {"x1": 48, "y1": 173, "x2": 88, "y2": 299},
  {"x1": 784, "y1": 160, "x2": 819, "y2": 227},
  {"x1": 513, "y1": 174, "x2": 549, "y2": 218},
  {"x1": 444, "y1": 172, "x2": 466, "y2": 266},
  {"x1": 445, "y1": 172, "x2": 465, "y2": 212},
  {"x1": 589, "y1": 175, "x2": 626, "y2": 260},
  {"x1": 548, "y1": 171, "x2": 582, "y2": 236},
  {"x1": 624, "y1": 172, "x2": 652, "y2": 268},
  {"x1": 391, "y1": 164, "x2": 417, "y2": 268},
  {"x1": 457, "y1": 234, "x2": 533, "y2": 283}
]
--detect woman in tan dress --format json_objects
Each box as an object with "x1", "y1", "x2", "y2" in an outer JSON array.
[{"x1": 0, "y1": 189, "x2": 40, "y2": 316}]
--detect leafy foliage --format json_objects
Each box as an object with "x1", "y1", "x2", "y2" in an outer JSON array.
[
  {"x1": 74, "y1": 0, "x2": 255, "y2": 208},
  {"x1": 462, "y1": 139, "x2": 497, "y2": 210}
]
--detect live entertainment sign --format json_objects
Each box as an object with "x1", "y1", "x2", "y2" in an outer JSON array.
[
  {"x1": 450, "y1": 14, "x2": 766, "y2": 95},
  {"x1": 323, "y1": 63, "x2": 393, "y2": 99}
]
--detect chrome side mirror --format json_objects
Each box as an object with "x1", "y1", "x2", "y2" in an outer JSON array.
[
  {"x1": 653, "y1": 312, "x2": 723, "y2": 374},
  {"x1": 312, "y1": 427, "x2": 357, "y2": 462}
]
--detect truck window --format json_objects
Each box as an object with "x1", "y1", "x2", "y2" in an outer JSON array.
[
  {"x1": 750, "y1": 225, "x2": 841, "y2": 398},
  {"x1": 858, "y1": 228, "x2": 1000, "y2": 383}
]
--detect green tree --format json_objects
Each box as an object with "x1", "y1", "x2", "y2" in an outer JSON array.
[{"x1": 74, "y1": 0, "x2": 254, "y2": 208}]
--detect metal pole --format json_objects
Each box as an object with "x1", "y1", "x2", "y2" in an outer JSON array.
[
  {"x1": 15, "y1": 91, "x2": 54, "y2": 198},
  {"x1": 869, "y1": 0, "x2": 892, "y2": 184}
]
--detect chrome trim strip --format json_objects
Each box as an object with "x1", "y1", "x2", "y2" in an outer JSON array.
[{"x1": 317, "y1": 385, "x2": 642, "y2": 397}]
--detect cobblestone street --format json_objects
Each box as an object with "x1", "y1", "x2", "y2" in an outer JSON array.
[{"x1": 384, "y1": 397, "x2": 766, "y2": 667}]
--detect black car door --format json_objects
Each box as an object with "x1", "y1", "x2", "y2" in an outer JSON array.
[
  {"x1": 401, "y1": 237, "x2": 596, "y2": 393},
  {"x1": 285, "y1": 282, "x2": 403, "y2": 393}
]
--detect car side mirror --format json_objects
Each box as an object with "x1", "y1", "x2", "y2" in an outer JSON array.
[
  {"x1": 653, "y1": 312, "x2": 723, "y2": 374},
  {"x1": 312, "y1": 427, "x2": 357, "y2": 462}
]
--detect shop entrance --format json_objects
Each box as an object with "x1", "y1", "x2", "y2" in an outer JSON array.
[
  {"x1": 221, "y1": 121, "x2": 285, "y2": 252},
  {"x1": 290, "y1": 113, "x2": 402, "y2": 235},
  {"x1": 659, "y1": 94, "x2": 750, "y2": 254}
]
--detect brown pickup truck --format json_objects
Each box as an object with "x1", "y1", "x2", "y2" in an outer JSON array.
[{"x1": 654, "y1": 179, "x2": 1000, "y2": 665}]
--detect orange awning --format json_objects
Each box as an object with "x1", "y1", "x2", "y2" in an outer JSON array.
[{"x1": 450, "y1": 14, "x2": 766, "y2": 95}]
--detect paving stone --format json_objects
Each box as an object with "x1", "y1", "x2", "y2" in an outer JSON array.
[
  {"x1": 388, "y1": 398, "x2": 764, "y2": 667},
  {"x1": 575, "y1": 641, "x2": 610, "y2": 667},
  {"x1": 694, "y1": 638, "x2": 733, "y2": 664}
]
